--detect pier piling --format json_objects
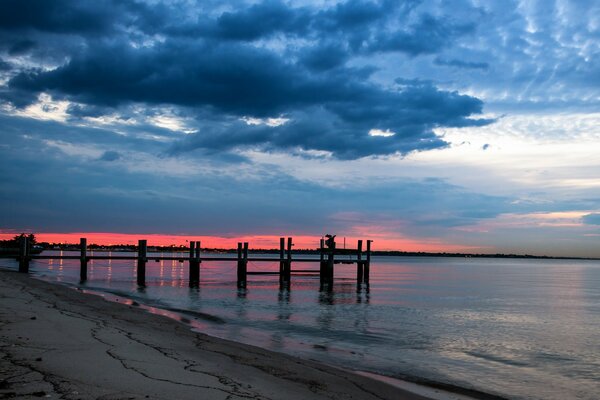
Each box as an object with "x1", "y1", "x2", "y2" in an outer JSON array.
[
  {"x1": 326, "y1": 236, "x2": 335, "y2": 285},
  {"x1": 237, "y1": 242, "x2": 248, "y2": 287},
  {"x1": 356, "y1": 239, "x2": 363, "y2": 283},
  {"x1": 189, "y1": 241, "x2": 200, "y2": 286},
  {"x1": 284, "y1": 237, "x2": 292, "y2": 281},
  {"x1": 80, "y1": 238, "x2": 88, "y2": 282},
  {"x1": 18, "y1": 236, "x2": 29, "y2": 273},
  {"x1": 137, "y1": 239, "x2": 147, "y2": 286},
  {"x1": 319, "y1": 238, "x2": 325, "y2": 283},
  {"x1": 279, "y1": 237, "x2": 285, "y2": 282},
  {"x1": 364, "y1": 240, "x2": 372, "y2": 283}
]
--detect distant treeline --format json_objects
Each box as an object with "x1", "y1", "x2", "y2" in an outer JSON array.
[
  {"x1": 21, "y1": 240, "x2": 598, "y2": 260},
  {"x1": 0, "y1": 233, "x2": 37, "y2": 248}
]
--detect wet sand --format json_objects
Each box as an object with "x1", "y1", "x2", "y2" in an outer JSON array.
[{"x1": 0, "y1": 269, "x2": 436, "y2": 400}]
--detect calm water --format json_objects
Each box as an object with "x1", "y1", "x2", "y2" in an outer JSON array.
[{"x1": 3, "y1": 252, "x2": 600, "y2": 400}]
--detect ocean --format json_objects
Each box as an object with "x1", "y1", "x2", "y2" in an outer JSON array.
[{"x1": 3, "y1": 252, "x2": 600, "y2": 400}]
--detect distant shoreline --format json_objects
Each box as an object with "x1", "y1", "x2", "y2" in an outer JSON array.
[{"x1": 17, "y1": 245, "x2": 600, "y2": 261}]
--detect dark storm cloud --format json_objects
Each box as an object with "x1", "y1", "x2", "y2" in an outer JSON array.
[
  {"x1": 0, "y1": 0, "x2": 165, "y2": 35},
  {"x1": 0, "y1": 59, "x2": 11, "y2": 71},
  {"x1": 206, "y1": 1, "x2": 310, "y2": 40},
  {"x1": 300, "y1": 43, "x2": 350, "y2": 71},
  {"x1": 1, "y1": 0, "x2": 489, "y2": 159}
]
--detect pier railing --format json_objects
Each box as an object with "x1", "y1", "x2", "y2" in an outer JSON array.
[{"x1": 4, "y1": 236, "x2": 372, "y2": 288}]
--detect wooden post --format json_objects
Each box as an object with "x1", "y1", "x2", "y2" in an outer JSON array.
[
  {"x1": 284, "y1": 237, "x2": 292, "y2": 281},
  {"x1": 80, "y1": 238, "x2": 88, "y2": 282},
  {"x1": 137, "y1": 239, "x2": 147, "y2": 286},
  {"x1": 327, "y1": 237, "x2": 335, "y2": 284},
  {"x1": 237, "y1": 242, "x2": 247, "y2": 287},
  {"x1": 319, "y1": 238, "x2": 325, "y2": 284},
  {"x1": 18, "y1": 236, "x2": 29, "y2": 273},
  {"x1": 243, "y1": 242, "x2": 249, "y2": 284},
  {"x1": 364, "y1": 240, "x2": 372, "y2": 283},
  {"x1": 356, "y1": 239, "x2": 363, "y2": 283},
  {"x1": 189, "y1": 240, "x2": 194, "y2": 270},
  {"x1": 189, "y1": 241, "x2": 199, "y2": 286},
  {"x1": 236, "y1": 242, "x2": 242, "y2": 283},
  {"x1": 196, "y1": 240, "x2": 201, "y2": 282},
  {"x1": 279, "y1": 237, "x2": 285, "y2": 282}
]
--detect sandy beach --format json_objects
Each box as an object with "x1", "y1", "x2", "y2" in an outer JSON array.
[{"x1": 0, "y1": 270, "x2": 438, "y2": 400}]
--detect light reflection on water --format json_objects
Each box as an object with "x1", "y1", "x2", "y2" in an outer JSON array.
[{"x1": 3, "y1": 252, "x2": 600, "y2": 400}]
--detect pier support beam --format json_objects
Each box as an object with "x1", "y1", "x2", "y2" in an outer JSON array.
[
  {"x1": 237, "y1": 242, "x2": 248, "y2": 287},
  {"x1": 284, "y1": 237, "x2": 292, "y2": 282},
  {"x1": 18, "y1": 236, "x2": 29, "y2": 273},
  {"x1": 279, "y1": 237, "x2": 285, "y2": 282},
  {"x1": 80, "y1": 238, "x2": 88, "y2": 282},
  {"x1": 137, "y1": 239, "x2": 147, "y2": 287},
  {"x1": 319, "y1": 238, "x2": 326, "y2": 284},
  {"x1": 356, "y1": 239, "x2": 363, "y2": 284},
  {"x1": 189, "y1": 241, "x2": 200, "y2": 287},
  {"x1": 364, "y1": 240, "x2": 372, "y2": 283},
  {"x1": 326, "y1": 237, "x2": 335, "y2": 285},
  {"x1": 196, "y1": 241, "x2": 201, "y2": 282}
]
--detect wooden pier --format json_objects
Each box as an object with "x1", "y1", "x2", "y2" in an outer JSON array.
[{"x1": 6, "y1": 235, "x2": 372, "y2": 289}]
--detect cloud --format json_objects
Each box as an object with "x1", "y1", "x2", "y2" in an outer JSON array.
[
  {"x1": 371, "y1": 13, "x2": 476, "y2": 55},
  {"x1": 433, "y1": 57, "x2": 489, "y2": 70},
  {"x1": 582, "y1": 213, "x2": 600, "y2": 225},
  {"x1": 0, "y1": 0, "x2": 599, "y2": 258},
  {"x1": 0, "y1": 59, "x2": 12, "y2": 71},
  {"x1": 0, "y1": 0, "x2": 164, "y2": 35},
  {"x1": 5, "y1": 30, "x2": 490, "y2": 158},
  {"x1": 0, "y1": 112, "x2": 512, "y2": 236},
  {"x1": 98, "y1": 150, "x2": 121, "y2": 162},
  {"x1": 204, "y1": 1, "x2": 310, "y2": 41}
]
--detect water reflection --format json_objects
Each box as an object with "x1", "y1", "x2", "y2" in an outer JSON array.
[
  {"x1": 236, "y1": 287, "x2": 248, "y2": 300},
  {"x1": 356, "y1": 283, "x2": 370, "y2": 304},
  {"x1": 3, "y1": 251, "x2": 599, "y2": 400}
]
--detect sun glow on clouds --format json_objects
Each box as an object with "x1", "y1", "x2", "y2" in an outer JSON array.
[
  {"x1": 368, "y1": 128, "x2": 395, "y2": 137},
  {"x1": 148, "y1": 114, "x2": 197, "y2": 134},
  {"x1": 460, "y1": 211, "x2": 599, "y2": 231},
  {"x1": 12, "y1": 93, "x2": 69, "y2": 122},
  {"x1": 243, "y1": 113, "x2": 600, "y2": 196},
  {"x1": 423, "y1": 113, "x2": 600, "y2": 194},
  {"x1": 0, "y1": 231, "x2": 479, "y2": 252},
  {"x1": 241, "y1": 116, "x2": 289, "y2": 127}
]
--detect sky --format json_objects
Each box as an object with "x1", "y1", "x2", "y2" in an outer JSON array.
[{"x1": 0, "y1": 0, "x2": 599, "y2": 256}]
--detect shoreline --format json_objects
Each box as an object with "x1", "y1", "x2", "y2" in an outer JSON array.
[
  {"x1": 75, "y1": 287, "x2": 503, "y2": 400},
  {"x1": 0, "y1": 269, "x2": 498, "y2": 400}
]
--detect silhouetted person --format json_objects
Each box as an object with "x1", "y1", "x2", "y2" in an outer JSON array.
[{"x1": 325, "y1": 234, "x2": 336, "y2": 249}]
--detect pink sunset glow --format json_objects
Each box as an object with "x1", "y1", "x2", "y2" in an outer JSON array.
[{"x1": 0, "y1": 230, "x2": 480, "y2": 252}]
